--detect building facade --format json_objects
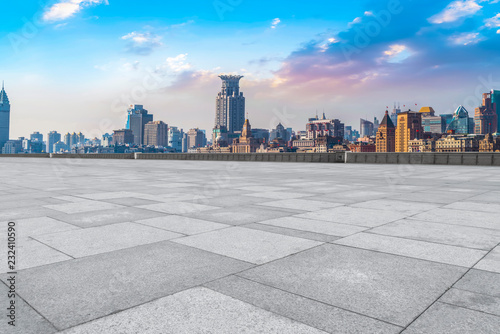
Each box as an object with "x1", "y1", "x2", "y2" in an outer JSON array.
[
  {"x1": 0, "y1": 82, "x2": 10, "y2": 151},
  {"x1": 126, "y1": 105, "x2": 154, "y2": 145},
  {"x1": 168, "y1": 127, "x2": 184, "y2": 152},
  {"x1": 112, "y1": 129, "x2": 134, "y2": 145},
  {"x1": 270, "y1": 123, "x2": 290, "y2": 141},
  {"x1": 419, "y1": 107, "x2": 443, "y2": 134},
  {"x1": 359, "y1": 118, "x2": 374, "y2": 137},
  {"x1": 232, "y1": 119, "x2": 260, "y2": 153},
  {"x1": 375, "y1": 110, "x2": 396, "y2": 152},
  {"x1": 395, "y1": 111, "x2": 423, "y2": 152},
  {"x1": 479, "y1": 134, "x2": 500, "y2": 152},
  {"x1": 435, "y1": 135, "x2": 480, "y2": 152},
  {"x1": 30, "y1": 132, "x2": 43, "y2": 142},
  {"x1": 475, "y1": 92, "x2": 498, "y2": 134},
  {"x1": 215, "y1": 75, "x2": 245, "y2": 136},
  {"x1": 46, "y1": 131, "x2": 61, "y2": 153},
  {"x1": 447, "y1": 106, "x2": 474, "y2": 134},
  {"x1": 187, "y1": 128, "x2": 206, "y2": 148},
  {"x1": 307, "y1": 114, "x2": 344, "y2": 139},
  {"x1": 144, "y1": 121, "x2": 168, "y2": 146}
]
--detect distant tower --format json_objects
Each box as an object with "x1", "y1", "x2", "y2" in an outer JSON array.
[
  {"x1": 126, "y1": 105, "x2": 154, "y2": 145},
  {"x1": 215, "y1": 75, "x2": 245, "y2": 135},
  {"x1": 0, "y1": 81, "x2": 11, "y2": 150},
  {"x1": 376, "y1": 110, "x2": 396, "y2": 152}
]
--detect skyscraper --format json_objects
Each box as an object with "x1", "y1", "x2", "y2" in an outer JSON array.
[
  {"x1": 0, "y1": 82, "x2": 11, "y2": 151},
  {"x1": 30, "y1": 132, "x2": 43, "y2": 142},
  {"x1": 360, "y1": 118, "x2": 374, "y2": 137},
  {"x1": 46, "y1": 131, "x2": 61, "y2": 153},
  {"x1": 395, "y1": 111, "x2": 423, "y2": 152},
  {"x1": 126, "y1": 105, "x2": 154, "y2": 145},
  {"x1": 447, "y1": 106, "x2": 474, "y2": 134},
  {"x1": 491, "y1": 89, "x2": 500, "y2": 133},
  {"x1": 168, "y1": 127, "x2": 184, "y2": 152},
  {"x1": 187, "y1": 128, "x2": 206, "y2": 148},
  {"x1": 475, "y1": 92, "x2": 497, "y2": 134},
  {"x1": 390, "y1": 103, "x2": 401, "y2": 127},
  {"x1": 144, "y1": 121, "x2": 168, "y2": 146},
  {"x1": 376, "y1": 110, "x2": 396, "y2": 152},
  {"x1": 215, "y1": 75, "x2": 245, "y2": 136}
]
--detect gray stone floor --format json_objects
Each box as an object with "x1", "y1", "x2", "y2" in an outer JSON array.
[{"x1": 0, "y1": 157, "x2": 499, "y2": 333}]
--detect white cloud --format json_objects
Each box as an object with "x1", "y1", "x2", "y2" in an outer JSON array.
[
  {"x1": 484, "y1": 13, "x2": 500, "y2": 28},
  {"x1": 271, "y1": 18, "x2": 281, "y2": 29},
  {"x1": 449, "y1": 32, "x2": 483, "y2": 45},
  {"x1": 347, "y1": 17, "x2": 362, "y2": 27},
  {"x1": 43, "y1": 0, "x2": 108, "y2": 22},
  {"x1": 121, "y1": 32, "x2": 163, "y2": 55},
  {"x1": 380, "y1": 44, "x2": 412, "y2": 63},
  {"x1": 429, "y1": 0, "x2": 482, "y2": 24},
  {"x1": 165, "y1": 54, "x2": 192, "y2": 72}
]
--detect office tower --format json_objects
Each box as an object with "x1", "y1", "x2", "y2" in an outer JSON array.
[
  {"x1": 418, "y1": 107, "x2": 442, "y2": 133},
  {"x1": 390, "y1": 103, "x2": 401, "y2": 127},
  {"x1": 373, "y1": 117, "x2": 380, "y2": 133},
  {"x1": 126, "y1": 105, "x2": 153, "y2": 145},
  {"x1": 187, "y1": 128, "x2": 206, "y2": 148},
  {"x1": 102, "y1": 133, "x2": 113, "y2": 147},
  {"x1": 491, "y1": 89, "x2": 500, "y2": 132},
  {"x1": 475, "y1": 92, "x2": 498, "y2": 134},
  {"x1": 215, "y1": 75, "x2": 245, "y2": 135},
  {"x1": 168, "y1": 127, "x2": 184, "y2": 152},
  {"x1": 46, "y1": 131, "x2": 61, "y2": 153},
  {"x1": 251, "y1": 128, "x2": 270, "y2": 142},
  {"x1": 446, "y1": 106, "x2": 473, "y2": 134},
  {"x1": 0, "y1": 82, "x2": 10, "y2": 151},
  {"x1": 344, "y1": 126, "x2": 353, "y2": 141},
  {"x1": 306, "y1": 114, "x2": 344, "y2": 139},
  {"x1": 144, "y1": 121, "x2": 168, "y2": 146},
  {"x1": 376, "y1": 110, "x2": 396, "y2": 152},
  {"x1": 112, "y1": 129, "x2": 134, "y2": 145},
  {"x1": 30, "y1": 132, "x2": 43, "y2": 142},
  {"x1": 440, "y1": 114, "x2": 454, "y2": 133},
  {"x1": 395, "y1": 111, "x2": 423, "y2": 152},
  {"x1": 181, "y1": 133, "x2": 188, "y2": 152},
  {"x1": 270, "y1": 123, "x2": 289, "y2": 141},
  {"x1": 53, "y1": 141, "x2": 67, "y2": 153},
  {"x1": 360, "y1": 118, "x2": 374, "y2": 137}
]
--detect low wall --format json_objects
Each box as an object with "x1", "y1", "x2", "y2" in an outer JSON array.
[
  {"x1": 1, "y1": 152, "x2": 499, "y2": 166},
  {"x1": 135, "y1": 152, "x2": 346, "y2": 163},
  {"x1": 345, "y1": 152, "x2": 500, "y2": 166}
]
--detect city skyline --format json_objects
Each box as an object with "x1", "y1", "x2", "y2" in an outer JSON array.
[{"x1": 2, "y1": 0, "x2": 500, "y2": 138}]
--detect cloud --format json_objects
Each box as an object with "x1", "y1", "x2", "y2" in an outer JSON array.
[
  {"x1": 484, "y1": 13, "x2": 500, "y2": 28},
  {"x1": 271, "y1": 18, "x2": 281, "y2": 29},
  {"x1": 156, "y1": 54, "x2": 192, "y2": 73},
  {"x1": 449, "y1": 31, "x2": 484, "y2": 44},
  {"x1": 121, "y1": 32, "x2": 163, "y2": 55},
  {"x1": 429, "y1": 0, "x2": 482, "y2": 24},
  {"x1": 43, "y1": 0, "x2": 108, "y2": 22},
  {"x1": 382, "y1": 44, "x2": 412, "y2": 63}
]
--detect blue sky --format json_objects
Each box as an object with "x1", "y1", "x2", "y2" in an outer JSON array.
[{"x1": 1, "y1": 0, "x2": 499, "y2": 138}]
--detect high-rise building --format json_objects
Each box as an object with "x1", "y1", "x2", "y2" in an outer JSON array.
[
  {"x1": 251, "y1": 128, "x2": 270, "y2": 142},
  {"x1": 187, "y1": 128, "x2": 206, "y2": 148},
  {"x1": 360, "y1": 118, "x2": 374, "y2": 137},
  {"x1": 0, "y1": 82, "x2": 10, "y2": 151},
  {"x1": 491, "y1": 89, "x2": 500, "y2": 133},
  {"x1": 168, "y1": 127, "x2": 184, "y2": 152},
  {"x1": 144, "y1": 121, "x2": 168, "y2": 146},
  {"x1": 390, "y1": 103, "x2": 401, "y2": 127},
  {"x1": 475, "y1": 92, "x2": 498, "y2": 134},
  {"x1": 126, "y1": 105, "x2": 154, "y2": 145},
  {"x1": 270, "y1": 123, "x2": 290, "y2": 141},
  {"x1": 418, "y1": 107, "x2": 442, "y2": 133},
  {"x1": 112, "y1": 129, "x2": 134, "y2": 145},
  {"x1": 215, "y1": 75, "x2": 245, "y2": 136},
  {"x1": 46, "y1": 131, "x2": 61, "y2": 153},
  {"x1": 395, "y1": 111, "x2": 423, "y2": 152},
  {"x1": 376, "y1": 110, "x2": 396, "y2": 152},
  {"x1": 344, "y1": 126, "x2": 353, "y2": 141},
  {"x1": 102, "y1": 133, "x2": 113, "y2": 147},
  {"x1": 30, "y1": 132, "x2": 43, "y2": 142},
  {"x1": 447, "y1": 106, "x2": 474, "y2": 134}
]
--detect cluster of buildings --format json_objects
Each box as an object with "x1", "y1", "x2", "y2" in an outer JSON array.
[{"x1": 1, "y1": 76, "x2": 499, "y2": 155}]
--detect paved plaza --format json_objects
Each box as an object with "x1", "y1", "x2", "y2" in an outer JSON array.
[{"x1": 1, "y1": 157, "x2": 500, "y2": 333}]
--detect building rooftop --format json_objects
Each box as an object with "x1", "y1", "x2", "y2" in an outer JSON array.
[{"x1": 1, "y1": 158, "x2": 499, "y2": 333}]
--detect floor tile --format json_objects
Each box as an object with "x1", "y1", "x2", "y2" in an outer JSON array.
[
  {"x1": 138, "y1": 202, "x2": 219, "y2": 214},
  {"x1": 59, "y1": 287, "x2": 325, "y2": 334},
  {"x1": 409, "y1": 208, "x2": 500, "y2": 230},
  {"x1": 44, "y1": 201, "x2": 124, "y2": 214},
  {"x1": 440, "y1": 288, "x2": 500, "y2": 316},
  {"x1": 334, "y1": 233, "x2": 487, "y2": 267},
  {"x1": 256, "y1": 199, "x2": 343, "y2": 211},
  {"x1": 474, "y1": 246, "x2": 500, "y2": 273},
  {"x1": 34, "y1": 222, "x2": 183, "y2": 257},
  {"x1": 135, "y1": 215, "x2": 229, "y2": 235},
  {"x1": 260, "y1": 216, "x2": 367, "y2": 237},
  {"x1": 184, "y1": 205, "x2": 298, "y2": 225},
  {"x1": 173, "y1": 226, "x2": 322, "y2": 264},
  {"x1": 239, "y1": 244, "x2": 467, "y2": 326}
]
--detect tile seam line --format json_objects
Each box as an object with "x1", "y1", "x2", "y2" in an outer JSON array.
[
  {"x1": 400, "y1": 240, "x2": 500, "y2": 331},
  {"x1": 230, "y1": 274, "x2": 405, "y2": 330},
  {"x1": 436, "y1": 300, "x2": 500, "y2": 319},
  {"x1": 361, "y1": 230, "x2": 494, "y2": 252},
  {"x1": 28, "y1": 236, "x2": 76, "y2": 259},
  {"x1": 242, "y1": 222, "x2": 342, "y2": 242},
  {"x1": 0, "y1": 279, "x2": 59, "y2": 331}
]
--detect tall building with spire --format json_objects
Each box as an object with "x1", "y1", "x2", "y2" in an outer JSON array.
[
  {"x1": 215, "y1": 75, "x2": 245, "y2": 136},
  {"x1": 376, "y1": 110, "x2": 396, "y2": 152},
  {"x1": 0, "y1": 81, "x2": 11, "y2": 150}
]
